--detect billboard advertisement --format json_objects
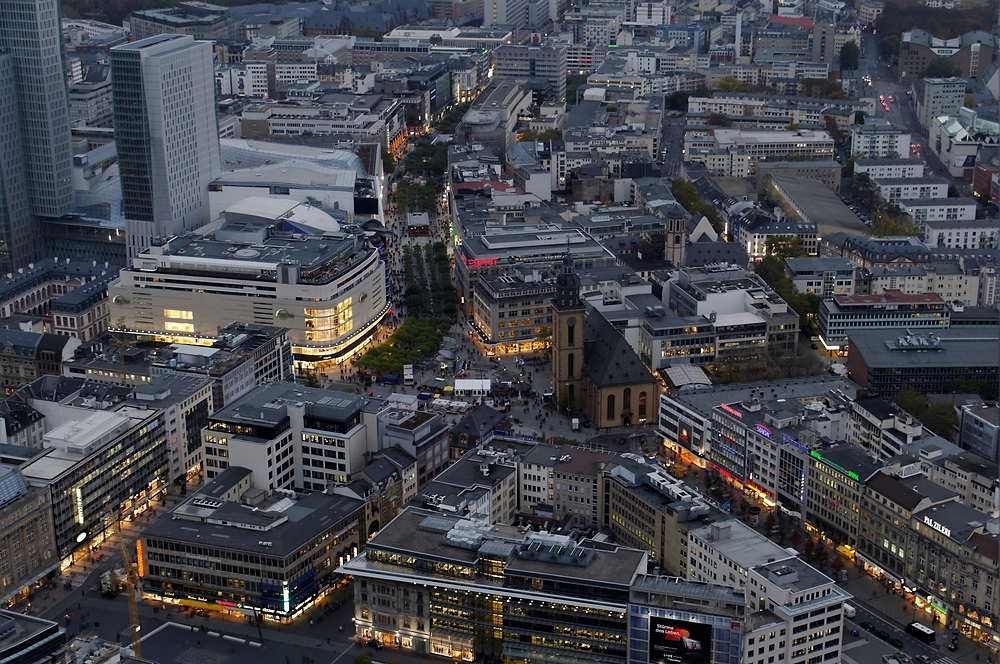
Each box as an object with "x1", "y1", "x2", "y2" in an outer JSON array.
[{"x1": 649, "y1": 617, "x2": 713, "y2": 663}]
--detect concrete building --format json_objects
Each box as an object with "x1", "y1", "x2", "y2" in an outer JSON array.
[
  {"x1": 111, "y1": 35, "x2": 221, "y2": 259},
  {"x1": 201, "y1": 382, "x2": 372, "y2": 489},
  {"x1": 20, "y1": 405, "x2": 168, "y2": 563},
  {"x1": 68, "y1": 65, "x2": 114, "y2": 128},
  {"x1": 845, "y1": 328, "x2": 1000, "y2": 396},
  {"x1": 238, "y1": 93, "x2": 406, "y2": 154},
  {"x1": 0, "y1": 466, "x2": 57, "y2": 605},
  {"x1": 454, "y1": 80, "x2": 533, "y2": 156},
  {"x1": 922, "y1": 218, "x2": 999, "y2": 249},
  {"x1": 126, "y1": 374, "x2": 213, "y2": 486},
  {"x1": 108, "y1": 224, "x2": 388, "y2": 366},
  {"x1": 376, "y1": 409, "x2": 450, "y2": 490},
  {"x1": 906, "y1": 501, "x2": 1000, "y2": 641},
  {"x1": 959, "y1": 404, "x2": 1000, "y2": 462},
  {"x1": 874, "y1": 176, "x2": 950, "y2": 203},
  {"x1": 848, "y1": 396, "x2": 924, "y2": 460},
  {"x1": 0, "y1": 0, "x2": 75, "y2": 271},
  {"x1": 684, "y1": 128, "x2": 835, "y2": 173},
  {"x1": 744, "y1": 558, "x2": 849, "y2": 664},
  {"x1": 766, "y1": 173, "x2": 867, "y2": 240},
  {"x1": 688, "y1": 518, "x2": 794, "y2": 589},
  {"x1": 925, "y1": 451, "x2": 1000, "y2": 514},
  {"x1": 341, "y1": 505, "x2": 650, "y2": 662},
  {"x1": 140, "y1": 466, "x2": 364, "y2": 622},
  {"x1": 783, "y1": 257, "x2": 855, "y2": 297},
  {"x1": 896, "y1": 29, "x2": 995, "y2": 83},
  {"x1": 147, "y1": 322, "x2": 294, "y2": 409},
  {"x1": 668, "y1": 265, "x2": 800, "y2": 360},
  {"x1": 0, "y1": 330, "x2": 81, "y2": 393},
  {"x1": 493, "y1": 44, "x2": 568, "y2": 102},
  {"x1": 818, "y1": 290, "x2": 950, "y2": 351},
  {"x1": 486, "y1": 0, "x2": 528, "y2": 30},
  {"x1": 126, "y1": 2, "x2": 240, "y2": 41},
  {"x1": 916, "y1": 77, "x2": 967, "y2": 130},
  {"x1": 803, "y1": 443, "x2": 880, "y2": 550},
  {"x1": 656, "y1": 376, "x2": 860, "y2": 480},
  {"x1": 857, "y1": 470, "x2": 957, "y2": 588},
  {"x1": 853, "y1": 158, "x2": 925, "y2": 180},
  {"x1": 851, "y1": 121, "x2": 910, "y2": 159}
]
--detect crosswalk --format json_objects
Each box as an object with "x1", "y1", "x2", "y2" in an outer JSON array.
[{"x1": 935, "y1": 658, "x2": 961, "y2": 664}]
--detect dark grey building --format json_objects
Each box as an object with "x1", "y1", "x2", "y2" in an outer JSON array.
[{"x1": 0, "y1": 0, "x2": 75, "y2": 271}]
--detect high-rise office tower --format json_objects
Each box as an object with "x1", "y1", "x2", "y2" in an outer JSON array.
[
  {"x1": 110, "y1": 35, "x2": 221, "y2": 260},
  {"x1": 0, "y1": 0, "x2": 75, "y2": 271}
]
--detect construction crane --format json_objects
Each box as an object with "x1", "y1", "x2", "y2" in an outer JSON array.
[{"x1": 112, "y1": 517, "x2": 143, "y2": 659}]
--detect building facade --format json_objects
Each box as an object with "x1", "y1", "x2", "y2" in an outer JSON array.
[
  {"x1": 108, "y1": 226, "x2": 388, "y2": 366},
  {"x1": 110, "y1": 35, "x2": 222, "y2": 259},
  {"x1": 140, "y1": 467, "x2": 364, "y2": 622},
  {"x1": 0, "y1": 0, "x2": 75, "y2": 271}
]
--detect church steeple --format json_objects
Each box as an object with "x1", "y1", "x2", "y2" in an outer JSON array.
[{"x1": 554, "y1": 252, "x2": 581, "y2": 309}]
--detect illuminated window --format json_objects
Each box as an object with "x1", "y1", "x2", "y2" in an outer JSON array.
[
  {"x1": 163, "y1": 309, "x2": 194, "y2": 320},
  {"x1": 164, "y1": 322, "x2": 194, "y2": 333}
]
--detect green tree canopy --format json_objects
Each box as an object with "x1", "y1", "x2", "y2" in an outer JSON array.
[
  {"x1": 839, "y1": 41, "x2": 860, "y2": 71},
  {"x1": 666, "y1": 91, "x2": 690, "y2": 112},
  {"x1": 924, "y1": 57, "x2": 961, "y2": 78},
  {"x1": 714, "y1": 75, "x2": 741, "y2": 92},
  {"x1": 868, "y1": 210, "x2": 924, "y2": 239}
]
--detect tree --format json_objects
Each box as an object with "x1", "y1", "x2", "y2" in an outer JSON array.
[
  {"x1": 893, "y1": 388, "x2": 929, "y2": 417},
  {"x1": 803, "y1": 537, "x2": 816, "y2": 559},
  {"x1": 814, "y1": 544, "x2": 829, "y2": 568},
  {"x1": 839, "y1": 40, "x2": 860, "y2": 71},
  {"x1": 923, "y1": 402, "x2": 958, "y2": 441},
  {"x1": 790, "y1": 531, "x2": 803, "y2": 550},
  {"x1": 823, "y1": 115, "x2": 845, "y2": 144},
  {"x1": 832, "y1": 556, "x2": 845, "y2": 577},
  {"x1": 707, "y1": 112, "x2": 733, "y2": 127},
  {"x1": 766, "y1": 235, "x2": 805, "y2": 259},
  {"x1": 566, "y1": 74, "x2": 588, "y2": 103},
  {"x1": 666, "y1": 90, "x2": 690, "y2": 112},
  {"x1": 714, "y1": 75, "x2": 741, "y2": 92},
  {"x1": 868, "y1": 210, "x2": 924, "y2": 239},
  {"x1": 924, "y1": 57, "x2": 961, "y2": 78},
  {"x1": 518, "y1": 128, "x2": 561, "y2": 141},
  {"x1": 764, "y1": 512, "x2": 776, "y2": 533},
  {"x1": 354, "y1": 655, "x2": 373, "y2": 664}
]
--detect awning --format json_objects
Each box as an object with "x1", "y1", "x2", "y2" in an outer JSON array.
[{"x1": 439, "y1": 349, "x2": 456, "y2": 360}]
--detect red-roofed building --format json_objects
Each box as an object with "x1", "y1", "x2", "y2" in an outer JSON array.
[
  {"x1": 767, "y1": 15, "x2": 814, "y2": 29},
  {"x1": 818, "y1": 288, "x2": 950, "y2": 350}
]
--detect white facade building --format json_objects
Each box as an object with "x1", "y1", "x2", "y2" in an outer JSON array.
[{"x1": 108, "y1": 224, "x2": 389, "y2": 365}]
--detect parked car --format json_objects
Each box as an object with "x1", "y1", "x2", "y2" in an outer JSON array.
[
  {"x1": 875, "y1": 629, "x2": 890, "y2": 640},
  {"x1": 860, "y1": 621, "x2": 875, "y2": 632},
  {"x1": 889, "y1": 637, "x2": 904, "y2": 649}
]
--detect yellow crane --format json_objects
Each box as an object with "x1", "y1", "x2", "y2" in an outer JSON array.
[{"x1": 111, "y1": 518, "x2": 143, "y2": 659}]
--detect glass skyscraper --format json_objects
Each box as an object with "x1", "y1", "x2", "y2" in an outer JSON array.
[{"x1": 0, "y1": 0, "x2": 74, "y2": 271}]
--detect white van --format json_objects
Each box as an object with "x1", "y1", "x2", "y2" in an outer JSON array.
[{"x1": 843, "y1": 604, "x2": 856, "y2": 618}]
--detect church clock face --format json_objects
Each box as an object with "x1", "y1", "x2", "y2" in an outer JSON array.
[{"x1": 567, "y1": 317, "x2": 576, "y2": 327}]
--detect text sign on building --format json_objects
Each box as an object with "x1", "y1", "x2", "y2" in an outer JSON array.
[
  {"x1": 755, "y1": 424, "x2": 771, "y2": 438},
  {"x1": 719, "y1": 403, "x2": 742, "y2": 418},
  {"x1": 923, "y1": 515, "x2": 951, "y2": 538}
]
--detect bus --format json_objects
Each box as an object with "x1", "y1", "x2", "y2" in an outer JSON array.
[{"x1": 906, "y1": 622, "x2": 936, "y2": 644}]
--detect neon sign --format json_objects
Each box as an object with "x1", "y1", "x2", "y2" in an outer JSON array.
[
  {"x1": 467, "y1": 257, "x2": 499, "y2": 269},
  {"x1": 756, "y1": 424, "x2": 772, "y2": 438},
  {"x1": 719, "y1": 403, "x2": 742, "y2": 418},
  {"x1": 809, "y1": 450, "x2": 860, "y2": 482}
]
